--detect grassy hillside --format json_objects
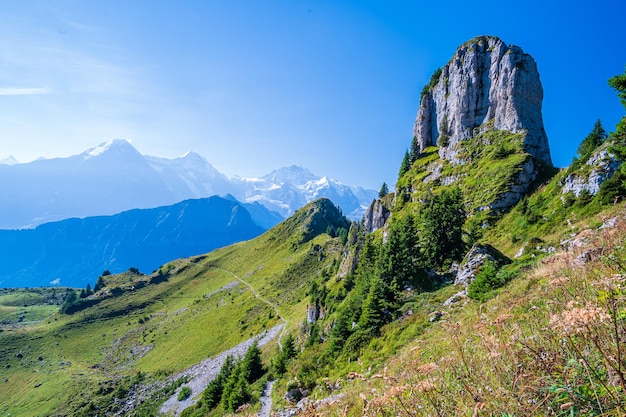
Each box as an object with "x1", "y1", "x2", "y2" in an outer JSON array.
[
  {"x1": 0, "y1": 199, "x2": 347, "y2": 417},
  {"x1": 280, "y1": 207, "x2": 626, "y2": 416}
]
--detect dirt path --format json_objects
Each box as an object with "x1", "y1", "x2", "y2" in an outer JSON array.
[
  {"x1": 215, "y1": 267, "x2": 288, "y2": 349},
  {"x1": 159, "y1": 324, "x2": 283, "y2": 416},
  {"x1": 159, "y1": 266, "x2": 287, "y2": 416},
  {"x1": 259, "y1": 380, "x2": 276, "y2": 417}
]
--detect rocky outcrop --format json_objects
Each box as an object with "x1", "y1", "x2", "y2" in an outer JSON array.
[
  {"x1": 363, "y1": 199, "x2": 391, "y2": 233},
  {"x1": 414, "y1": 36, "x2": 552, "y2": 166},
  {"x1": 455, "y1": 244, "x2": 506, "y2": 286},
  {"x1": 562, "y1": 148, "x2": 622, "y2": 197},
  {"x1": 490, "y1": 158, "x2": 537, "y2": 210}
]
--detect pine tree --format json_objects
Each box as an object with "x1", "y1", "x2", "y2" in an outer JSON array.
[
  {"x1": 357, "y1": 276, "x2": 387, "y2": 334},
  {"x1": 421, "y1": 187, "x2": 466, "y2": 268},
  {"x1": 577, "y1": 119, "x2": 607, "y2": 159},
  {"x1": 222, "y1": 363, "x2": 250, "y2": 412},
  {"x1": 398, "y1": 150, "x2": 411, "y2": 179},
  {"x1": 378, "y1": 213, "x2": 425, "y2": 295},
  {"x1": 410, "y1": 135, "x2": 420, "y2": 162},
  {"x1": 378, "y1": 182, "x2": 389, "y2": 198},
  {"x1": 94, "y1": 276, "x2": 106, "y2": 292},
  {"x1": 242, "y1": 342, "x2": 264, "y2": 382},
  {"x1": 60, "y1": 290, "x2": 78, "y2": 314},
  {"x1": 609, "y1": 66, "x2": 626, "y2": 110},
  {"x1": 329, "y1": 314, "x2": 351, "y2": 352},
  {"x1": 202, "y1": 355, "x2": 235, "y2": 410}
]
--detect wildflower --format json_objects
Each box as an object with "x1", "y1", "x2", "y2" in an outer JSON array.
[
  {"x1": 416, "y1": 362, "x2": 439, "y2": 375},
  {"x1": 550, "y1": 302, "x2": 611, "y2": 335},
  {"x1": 415, "y1": 380, "x2": 436, "y2": 392},
  {"x1": 492, "y1": 313, "x2": 512, "y2": 325},
  {"x1": 547, "y1": 276, "x2": 569, "y2": 287}
]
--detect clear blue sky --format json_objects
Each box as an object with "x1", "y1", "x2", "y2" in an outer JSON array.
[{"x1": 1, "y1": 1, "x2": 624, "y2": 189}]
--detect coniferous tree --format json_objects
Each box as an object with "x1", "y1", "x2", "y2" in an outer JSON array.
[
  {"x1": 577, "y1": 119, "x2": 607, "y2": 159},
  {"x1": 202, "y1": 355, "x2": 235, "y2": 410},
  {"x1": 378, "y1": 182, "x2": 389, "y2": 198},
  {"x1": 222, "y1": 363, "x2": 250, "y2": 413},
  {"x1": 60, "y1": 290, "x2": 78, "y2": 314},
  {"x1": 398, "y1": 150, "x2": 411, "y2": 179},
  {"x1": 94, "y1": 276, "x2": 106, "y2": 292},
  {"x1": 357, "y1": 276, "x2": 387, "y2": 334},
  {"x1": 274, "y1": 333, "x2": 297, "y2": 375},
  {"x1": 410, "y1": 136, "x2": 420, "y2": 162},
  {"x1": 609, "y1": 66, "x2": 626, "y2": 109},
  {"x1": 421, "y1": 187, "x2": 466, "y2": 268},
  {"x1": 378, "y1": 213, "x2": 423, "y2": 295},
  {"x1": 242, "y1": 342, "x2": 264, "y2": 382},
  {"x1": 329, "y1": 314, "x2": 351, "y2": 352}
]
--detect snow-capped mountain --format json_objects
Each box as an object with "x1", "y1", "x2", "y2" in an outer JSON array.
[
  {"x1": 0, "y1": 140, "x2": 376, "y2": 229},
  {"x1": 230, "y1": 166, "x2": 375, "y2": 219},
  {"x1": 0, "y1": 155, "x2": 19, "y2": 165}
]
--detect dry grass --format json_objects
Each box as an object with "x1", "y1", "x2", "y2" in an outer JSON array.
[{"x1": 307, "y1": 215, "x2": 626, "y2": 416}]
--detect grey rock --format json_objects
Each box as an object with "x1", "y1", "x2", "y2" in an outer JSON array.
[
  {"x1": 562, "y1": 148, "x2": 622, "y2": 197},
  {"x1": 456, "y1": 244, "x2": 503, "y2": 286},
  {"x1": 363, "y1": 199, "x2": 390, "y2": 233},
  {"x1": 443, "y1": 290, "x2": 468, "y2": 306},
  {"x1": 414, "y1": 36, "x2": 551, "y2": 166},
  {"x1": 490, "y1": 158, "x2": 537, "y2": 210},
  {"x1": 306, "y1": 304, "x2": 320, "y2": 324}
]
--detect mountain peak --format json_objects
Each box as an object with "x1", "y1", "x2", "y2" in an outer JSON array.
[
  {"x1": 263, "y1": 165, "x2": 317, "y2": 185},
  {"x1": 83, "y1": 139, "x2": 141, "y2": 160},
  {"x1": 414, "y1": 35, "x2": 552, "y2": 165},
  {"x1": 0, "y1": 155, "x2": 19, "y2": 165},
  {"x1": 274, "y1": 197, "x2": 350, "y2": 244},
  {"x1": 179, "y1": 151, "x2": 205, "y2": 161}
]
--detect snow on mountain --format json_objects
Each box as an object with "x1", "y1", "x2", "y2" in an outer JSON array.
[
  {"x1": 145, "y1": 151, "x2": 231, "y2": 198},
  {"x1": 230, "y1": 165, "x2": 376, "y2": 220},
  {"x1": 0, "y1": 140, "x2": 376, "y2": 229},
  {"x1": 0, "y1": 155, "x2": 19, "y2": 165}
]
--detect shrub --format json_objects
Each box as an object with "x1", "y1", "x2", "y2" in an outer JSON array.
[
  {"x1": 468, "y1": 261, "x2": 516, "y2": 302},
  {"x1": 178, "y1": 386, "x2": 192, "y2": 401}
]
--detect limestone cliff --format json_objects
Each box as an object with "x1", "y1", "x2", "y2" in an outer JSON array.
[
  {"x1": 363, "y1": 199, "x2": 391, "y2": 233},
  {"x1": 562, "y1": 146, "x2": 622, "y2": 197},
  {"x1": 414, "y1": 36, "x2": 552, "y2": 165}
]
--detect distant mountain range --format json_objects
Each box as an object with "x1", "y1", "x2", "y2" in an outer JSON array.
[
  {"x1": 0, "y1": 140, "x2": 376, "y2": 229},
  {"x1": 0, "y1": 196, "x2": 269, "y2": 288}
]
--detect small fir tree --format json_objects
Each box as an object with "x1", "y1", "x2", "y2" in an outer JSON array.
[
  {"x1": 398, "y1": 150, "x2": 411, "y2": 179},
  {"x1": 577, "y1": 119, "x2": 607, "y2": 159},
  {"x1": 378, "y1": 182, "x2": 389, "y2": 198}
]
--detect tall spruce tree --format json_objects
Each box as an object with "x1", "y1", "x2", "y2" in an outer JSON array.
[
  {"x1": 242, "y1": 342, "x2": 264, "y2": 382},
  {"x1": 577, "y1": 119, "x2": 607, "y2": 159},
  {"x1": 421, "y1": 187, "x2": 466, "y2": 268},
  {"x1": 398, "y1": 150, "x2": 411, "y2": 179},
  {"x1": 357, "y1": 276, "x2": 387, "y2": 334},
  {"x1": 378, "y1": 182, "x2": 389, "y2": 198}
]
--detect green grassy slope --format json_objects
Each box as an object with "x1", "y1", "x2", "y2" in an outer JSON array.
[{"x1": 0, "y1": 198, "x2": 348, "y2": 417}]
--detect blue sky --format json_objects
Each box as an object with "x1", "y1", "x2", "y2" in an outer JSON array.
[{"x1": 0, "y1": 1, "x2": 624, "y2": 190}]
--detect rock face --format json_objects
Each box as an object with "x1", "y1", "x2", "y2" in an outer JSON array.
[
  {"x1": 562, "y1": 147, "x2": 622, "y2": 197},
  {"x1": 414, "y1": 36, "x2": 552, "y2": 165},
  {"x1": 455, "y1": 244, "x2": 505, "y2": 286},
  {"x1": 363, "y1": 199, "x2": 391, "y2": 233}
]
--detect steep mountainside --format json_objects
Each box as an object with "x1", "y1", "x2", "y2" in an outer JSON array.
[
  {"x1": 0, "y1": 196, "x2": 267, "y2": 288},
  {"x1": 414, "y1": 35, "x2": 551, "y2": 165}
]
